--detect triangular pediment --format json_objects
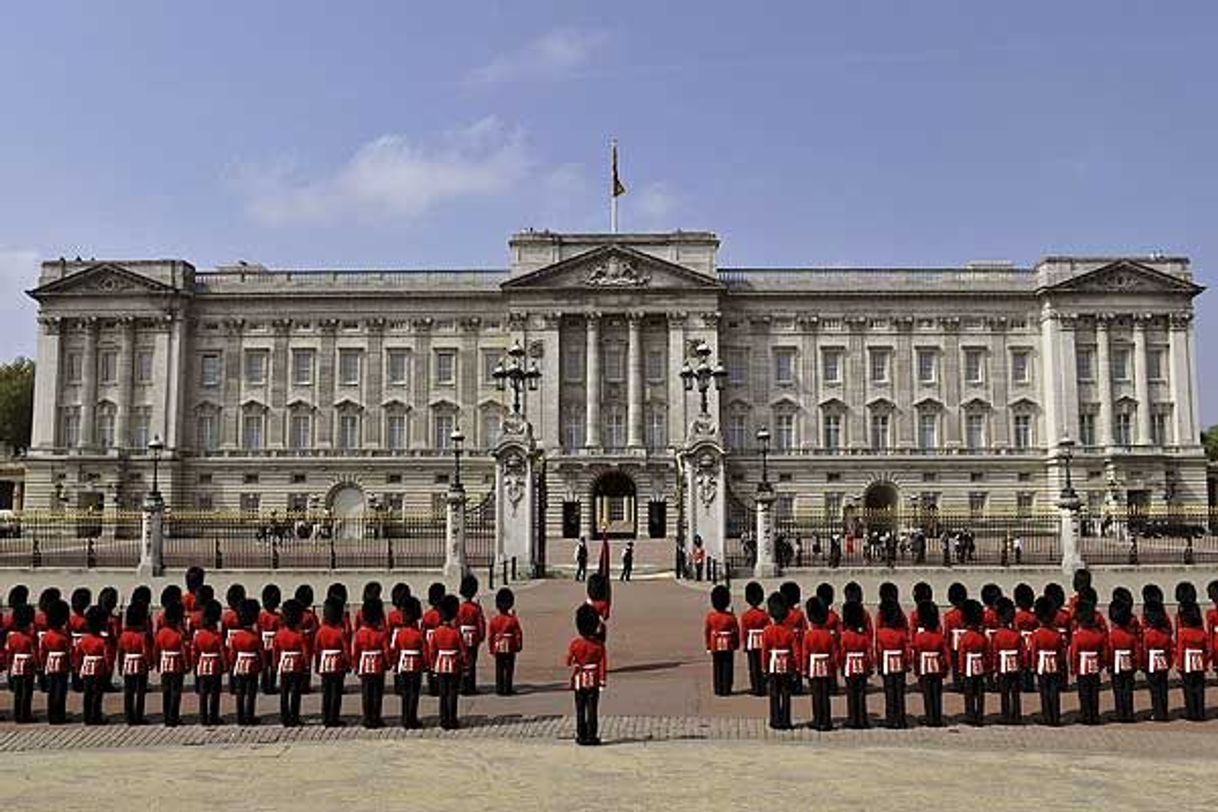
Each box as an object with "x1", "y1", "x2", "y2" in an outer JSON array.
[
  {"x1": 1039, "y1": 260, "x2": 1202, "y2": 296},
  {"x1": 501, "y1": 245, "x2": 723, "y2": 291},
  {"x1": 27, "y1": 262, "x2": 176, "y2": 299}
]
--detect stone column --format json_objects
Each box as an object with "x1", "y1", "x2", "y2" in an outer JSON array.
[
  {"x1": 80, "y1": 318, "x2": 99, "y2": 448},
  {"x1": 221, "y1": 319, "x2": 243, "y2": 448},
  {"x1": 627, "y1": 312, "x2": 644, "y2": 450},
  {"x1": 1168, "y1": 313, "x2": 1193, "y2": 447},
  {"x1": 365, "y1": 318, "x2": 385, "y2": 448},
  {"x1": 893, "y1": 318, "x2": 913, "y2": 449},
  {"x1": 753, "y1": 485, "x2": 777, "y2": 578},
  {"x1": 115, "y1": 317, "x2": 135, "y2": 450},
  {"x1": 317, "y1": 319, "x2": 338, "y2": 448},
  {"x1": 585, "y1": 314, "x2": 601, "y2": 449},
  {"x1": 1133, "y1": 315, "x2": 1151, "y2": 445},
  {"x1": 269, "y1": 319, "x2": 291, "y2": 449},
  {"x1": 1039, "y1": 308, "x2": 1062, "y2": 451},
  {"x1": 443, "y1": 483, "x2": 468, "y2": 579},
  {"x1": 138, "y1": 492, "x2": 165, "y2": 577},
  {"x1": 30, "y1": 317, "x2": 62, "y2": 451},
  {"x1": 666, "y1": 312, "x2": 687, "y2": 448},
  {"x1": 941, "y1": 318, "x2": 961, "y2": 448},
  {"x1": 1095, "y1": 316, "x2": 1113, "y2": 449}
]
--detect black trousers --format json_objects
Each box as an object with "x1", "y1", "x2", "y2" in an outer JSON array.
[
  {"x1": 161, "y1": 673, "x2": 183, "y2": 726},
  {"x1": 197, "y1": 674, "x2": 222, "y2": 725},
  {"x1": 461, "y1": 650, "x2": 479, "y2": 696},
  {"x1": 400, "y1": 671, "x2": 423, "y2": 728},
  {"x1": 809, "y1": 676, "x2": 833, "y2": 731},
  {"x1": 695, "y1": 563, "x2": 704, "y2": 581},
  {"x1": 882, "y1": 673, "x2": 906, "y2": 728},
  {"x1": 436, "y1": 673, "x2": 460, "y2": 730},
  {"x1": 361, "y1": 675, "x2": 385, "y2": 727},
  {"x1": 998, "y1": 673, "x2": 1022, "y2": 723},
  {"x1": 574, "y1": 687, "x2": 600, "y2": 743},
  {"x1": 1111, "y1": 671, "x2": 1136, "y2": 722},
  {"x1": 233, "y1": 674, "x2": 259, "y2": 725},
  {"x1": 1037, "y1": 673, "x2": 1062, "y2": 726},
  {"x1": 1077, "y1": 673, "x2": 1101, "y2": 724},
  {"x1": 494, "y1": 653, "x2": 516, "y2": 696},
  {"x1": 962, "y1": 675, "x2": 986, "y2": 725},
  {"x1": 45, "y1": 673, "x2": 69, "y2": 724},
  {"x1": 768, "y1": 671, "x2": 792, "y2": 729},
  {"x1": 620, "y1": 562, "x2": 632, "y2": 581},
  {"x1": 576, "y1": 560, "x2": 587, "y2": 581},
  {"x1": 261, "y1": 655, "x2": 278, "y2": 695},
  {"x1": 1181, "y1": 671, "x2": 1206, "y2": 721},
  {"x1": 845, "y1": 675, "x2": 869, "y2": 729},
  {"x1": 321, "y1": 673, "x2": 345, "y2": 726},
  {"x1": 427, "y1": 667, "x2": 439, "y2": 696},
  {"x1": 920, "y1": 675, "x2": 944, "y2": 726},
  {"x1": 11, "y1": 675, "x2": 34, "y2": 723},
  {"x1": 123, "y1": 673, "x2": 148, "y2": 724},
  {"x1": 711, "y1": 651, "x2": 734, "y2": 696},
  {"x1": 746, "y1": 650, "x2": 765, "y2": 697},
  {"x1": 279, "y1": 672, "x2": 303, "y2": 726},
  {"x1": 82, "y1": 675, "x2": 106, "y2": 724}
]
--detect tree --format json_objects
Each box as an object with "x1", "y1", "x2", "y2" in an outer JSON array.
[
  {"x1": 1202, "y1": 425, "x2": 1218, "y2": 461},
  {"x1": 0, "y1": 357, "x2": 34, "y2": 454}
]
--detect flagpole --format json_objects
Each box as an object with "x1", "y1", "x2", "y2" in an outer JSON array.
[{"x1": 610, "y1": 138, "x2": 619, "y2": 234}]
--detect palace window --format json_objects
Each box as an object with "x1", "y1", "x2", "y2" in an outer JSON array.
[
  {"x1": 604, "y1": 346, "x2": 625, "y2": 383},
  {"x1": 481, "y1": 410, "x2": 503, "y2": 449},
  {"x1": 433, "y1": 412, "x2": 455, "y2": 451},
  {"x1": 725, "y1": 348, "x2": 747, "y2": 386},
  {"x1": 1016, "y1": 492, "x2": 1034, "y2": 518},
  {"x1": 773, "y1": 411, "x2": 795, "y2": 452},
  {"x1": 338, "y1": 412, "x2": 361, "y2": 451},
  {"x1": 1078, "y1": 409, "x2": 1097, "y2": 447},
  {"x1": 869, "y1": 348, "x2": 890, "y2": 384},
  {"x1": 385, "y1": 411, "x2": 408, "y2": 451},
  {"x1": 822, "y1": 349, "x2": 843, "y2": 384},
  {"x1": 604, "y1": 408, "x2": 626, "y2": 449},
  {"x1": 916, "y1": 348, "x2": 937, "y2": 383},
  {"x1": 1113, "y1": 409, "x2": 1134, "y2": 446},
  {"x1": 1010, "y1": 350, "x2": 1030, "y2": 384},
  {"x1": 823, "y1": 492, "x2": 843, "y2": 520},
  {"x1": 917, "y1": 410, "x2": 938, "y2": 451},
  {"x1": 822, "y1": 413, "x2": 842, "y2": 451},
  {"x1": 99, "y1": 350, "x2": 118, "y2": 384},
  {"x1": 1076, "y1": 347, "x2": 1095, "y2": 382},
  {"x1": 96, "y1": 403, "x2": 116, "y2": 449},
  {"x1": 725, "y1": 412, "x2": 747, "y2": 451},
  {"x1": 1150, "y1": 409, "x2": 1170, "y2": 446},
  {"x1": 60, "y1": 407, "x2": 80, "y2": 448},
  {"x1": 563, "y1": 414, "x2": 585, "y2": 451},
  {"x1": 135, "y1": 350, "x2": 154, "y2": 384},
  {"x1": 292, "y1": 349, "x2": 315, "y2": 386},
  {"x1": 289, "y1": 412, "x2": 312, "y2": 450},
  {"x1": 241, "y1": 409, "x2": 265, "y2": 451},
  {"x1": 1012, "y1": 413, "x2": 1033, "y2": 450},
  {"x1": 645, "y1": 407, "x2": 667, "y2": 451},
  {"x1": 481, "y1": 350, "x2": 501, "y2": 385},
  {"x1": 65, "y1": 352, "x2": 83, "y2": 384},
  {"x1": 243, "y1": 350, "x2": 268, "y2": 386},
  {"x1": 1147, "y1": 348, "x2": 1166, "y2": 382},
  {"x1": 196, "y1": 411, "x2": 218, "y2": 451},
  {"x1": 200, "y1": 354, "x2": 221, "y2": 388},
  {"x1": 964, "y1": 348, "x2": 985, "y2": 384},
  {"x1": 869, "y1": 411, "x2": 890, "y2": 451},
  {"x1": 339, "y1": 349, "x2": 363, "y2": 386},
  {"x1": 1111, "y1": 347, "x2": 1131, "y2": 382},
  {"x1": 130, "y1": 407, "x2": 151, "y2": 449},
  {"x1": 773, "y1": 348, "x2": 796, "y2": 385},
  {"x1": 387, "y1": 350, "x2": 410, "y2": 386},
  {"x1": 969, "y1": 492, "x2": 987, "y2": 519},
  {"x1": 563, "y1": 345, "x2": 584, "y2": 382},
  {"x1": 965, "y1": 412, "x2": 986, "y2": 451}
]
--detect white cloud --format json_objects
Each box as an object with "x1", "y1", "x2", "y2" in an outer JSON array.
[
  {"x1": 0, "y1": 248, "x2": 40, "y2": 359},
  {"x1": 467, "y1": 28, "x2": 607, "y2": 86},
  {"x1": 232, "y1": 117, "x2": 531, "y2": 226},
  {"x1": 634, "y1": 182, "x2": 681, "y2": 227}
]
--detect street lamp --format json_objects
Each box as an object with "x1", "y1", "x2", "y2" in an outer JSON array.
[
  {"x1": 493, "y1": 340, "x2": 541, "y2": 414},
  {"x1": 679, "y1": 341, "x2": 726, "y2": 415},
  {"x1": 756, "y1": 426, "x2": 772, "y2": 491},
  {"x1": 450, "y1": 427, "x2": 465, "y2": 490},
  {"x1": 147, "y1": 435, "x2": 165, "y2": 501},
  {"x1": 1058, "y1": 438, "x2": 1078, "y2": 503}
]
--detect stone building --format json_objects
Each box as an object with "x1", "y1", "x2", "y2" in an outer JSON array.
[{"x1": 24, "y1": 230, "x2": 1206, "y2": 539}]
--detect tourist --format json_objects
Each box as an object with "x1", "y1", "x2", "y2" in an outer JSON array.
[{"x1": 575, "y1": 536, "x2": 589, "y2": 582}]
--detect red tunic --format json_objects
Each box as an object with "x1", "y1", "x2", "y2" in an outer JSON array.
[
  {"x1": 191, "y1": 628, "x2": 226, "y2": 677},
  {"x1": 910, "y1": 628, "x2": 950, "y2": 677},
  {"x1": 487, "y1": 612, "x2": 523, "y2": 655},
  {"x1": 1069, "y1": 625, "x2": 1107, "y2": 676},
  {"x1": 74, "y1": 633, "x2": 113, "y2": 677},
  {"x1": 760, "y1": 623, "x2": 798, "y2": 675},
  {"x1": 738, "y1": 607, "x2": 770, "y2": 653},
  {"x1": 427, "y1": 624, "x2": 467, "y2": 675},
  {"x1": 220, "y1": 608, "x2": 240, "y2": 647},
  {"x1": 390, "y1": 625, "x2": 428, "y2": 673},
  {"x1": 1175, "y1": 626, "x2": 1210, "y2": 674},
  {"x1": 782, "y1": 607, "x2": 808, "y2": 649},
  {"x1": 1207, "y1": 607, "x2": 1218, "y2": 660},
  {"x1": 351, "y1": 625, "x2": 390, "y2": 676},
  {"x1": 1107, "y1": 623, "x2": 1141, "y2": 674},
  {"x1": 457, "y1": 599, "x2": 487, "y2": 651},
  {"x1": 420, "y1": 608, "x2": 442, "y2": 650},
  {"x1": 943, "y1": 607, "x2": 966, "y2": 656},
  {"x1": 704, "y1": 609, "x2": 739, "y2": 653},
  {"x1": 1027, "y1": 626, "x2": 1065, "y2": 677},
  {"x1": 40, "y1": 628, "x2": 73, "y2": 675},
  {"x1": 566, "y1": 636, "x2": 607, "y2": 690},
  {"x1": 988, "y1": 627, "x2": 1024, "y2": 675},
  {"x1": 182, "y1": 592, "x2": 198, "y2": 614},
  {"x1": 314, "y1": 624, "x2": 350, "y2": 674},
  {"x1": 117, "y1": 628, "x2": 152, "y2": 676},
  {"x1": 802, "y1": 626, "x2": 836, "y2": 678},
  {"x1": 838, "y1": 628, "x2": 873, "y2": 677},
  {"x1": 258, "y1": 609, "x2": 282, "y2": 656},
  {"x1": 956, "y1": 629, "x2": 989, "y2": 677},
  {"x1": 5, "y1": 629, "x2": 36, "y2": 677},
  {"x1": 1142, "y1": 624, "x2": 1174, "y2": 673},
  {"x1": 873, "y1": 625, "x2": 908, "y2": 675},
  {"x1": 154, "y1": 626, "x2": 190, "y2": 675},
  {"x1": 271, "y1": 627, "x2": 310, "y2": 674},
  {"x1": 227, "y1": 628, "x2": 263, "y2": 675}
]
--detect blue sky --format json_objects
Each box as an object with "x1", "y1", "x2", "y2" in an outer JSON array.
[{"x1": 2, "y1": 2, "x2": 1216, "y2": 420}]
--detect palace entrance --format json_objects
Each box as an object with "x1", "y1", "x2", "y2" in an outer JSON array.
[
  {"x1": 328, "y1": 484, "x2": 366, "y2": 542},
  {"x1": 591, "y1": 470, "x2": 637, "y2": 539},
  {"x1": 862, "y1": 481, "x2": 900, "y2": 531}
]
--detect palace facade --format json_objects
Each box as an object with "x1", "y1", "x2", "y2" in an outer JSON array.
[{"x1": 24, "y1": 230, "x2": 1206, "y2": 539}]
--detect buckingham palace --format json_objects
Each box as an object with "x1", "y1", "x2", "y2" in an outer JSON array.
[{"x1": 22, "y1": 229, "x2": 1207, "y2": 541}]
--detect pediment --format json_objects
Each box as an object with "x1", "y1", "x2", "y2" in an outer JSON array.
[
  {"x1": 1040, "y1": 260, "x2": 1202, "y2": 296},
  {"x1": 27, "y1": 263, "x2": 176, "y2": 299},
  {"x1": 501, "y1": 245, "x2": 723, "y2": 291}
]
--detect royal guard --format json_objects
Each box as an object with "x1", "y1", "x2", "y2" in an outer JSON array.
[
  {"x1": 354, "y1": 582, "x2": 382, "y2": 629},
  {"x1": 5, "y1": 604, "x2": 37, "y2": 723},
  {"x1": 1206, "y1": 581, "x2": 1218, "y2": 657},
  {"x1": 326, "y1": 583, "x2": 353, "y2": 638},
  {"x1": 874, "y1": 599, "x2": 908, "y2": 729},
  {"x1": 191, "y1": 600, "x2": 226, "y2": 726},
  {"x1": 705, "y1": 585, "x2": 739, "y2": 697},
  {"x1": 739, "y1": 582, "x2": 770, "y2": 697},
  {"x1": 1106, "y1": 599, "x2": 1140, "y2": 723},
  {"x1": 183, "y1": 566, "x2": 206, "y2": 615},
  {"x1": 488, "y1": 587, "x2": 523, "y2": 696},
  {"x1": 294, "y1": 584, "x2": 317, "y2": 695},
  {"x1": 1070, "y1": 600, "x2": 1106, "y2": 725},
  {"x1": 957, "y1": 600, "x2": 989, "y2": 726},
  {"x1": 352, "y1": 597, "x2": 389, "y2": 729},
  {"x1": 272, "y1": 599, "x2": 310, "y2": 727},
  {"x1": 1044, "y1": 583, "x2": 1072, "y2": 652},
  {"x1": 943, "y1": 582, "x2": 968, "y2": 690},
  {"x1": 1012, "y1": 584, "x2": 1039, "y2": 693},
  {"x1": 154, "y1": 586, "x2": 183, "y2": 636},
  {"x1": 816, "y1": 582, "x2": 842, "y2": 696},
  {"x1": 457, "y1": 575, "x2": 487, "y2": 697},
  {"x1": 909, "y1": 582, "x2": 933, "y2": 633},
  {"x1": 779, "y1": 582, "x2": 807, "y2": 695},
  {"x1": 387, "y1": 582, "x2": 411, "y2": 697},
  {"x1": 567, "y1": 603, "x2": 608, "y2": 745},
  {"x1": 428, "y1": 594, "x2": 467, "y2": 731},
  {"x1": 803, "y1": 596, "x2": 837, "y2": 731},
  {"x1": 1068, "y1": 568, "x2": 1092, "y2": 617},
  {"x1": 190, "y1": 585, "x2": 215, "y2": 635},
  {"x1": 980, "y1": 583, "x2": 1002, "y2": 641},
  {"x1": 154, "y1": 601, "x2": 189, "y2": 727},
  {"x1": 989, "y1": 597, "x2": 1024, "y2": 725},
  {"x1": 67, "y1": 587, "x2": 91, "y2": 693},
  {"x1": 1141, "y1": 584, "x2": 1166, "y2": 626},
  {"x1": 1176, "y1": 600, "x2": 1209, "y2": 721},
  {"x1": 876, "y1": 582, "x2": 901, "y2": 628},
  {"x1": 586, "y1": 573, "x2": 611, "y2": 643},
  {"x1": 316, "y1": 597, "x2": 351, "y2": 728},
  {"x1": 76, "y1": 605, "x2": 113, "y2": 725},
  {"x1": 390, "y1": 596, "x2": 427, "y2": 728},
  {"x1": 97, "y1": 587, "x2": 121, "y2": 692},
  {"x1": 1027, "y1": 597, "x2": 1066, "y2": 726},
  {"x1": 259, "y1": 584, "x2": 283, "y2": 696},
  {"x1": 760, "y1": 593, "x2": 796, "y2": 730},
  {"x1": 842, "y1": 583, "x2": 873, "y2": 642},
  {"x1": 117, "y1": 602, "x2": 152, "y2": 725},
  {"x1": 227, "y1": 598, "x2": 264, "y2": 725},
  {"x1": 221, "y1": 583, "x2": 247, "y2": 696},
  {"x1": 1142, "y1": 599, "x2": 1174, "y2": 721},
  {"x1": 838, "y1": 600, "x2": 872, "y2": 729},
  {"x1": 421, "y1": 582, "x2": 446, "y2": 697},
  {"x1": 910, "y1": 600, "x2": 950, "y2": 727},
  {"x1": 40, "y1": 599, "x2": 72, "y2": 725}
]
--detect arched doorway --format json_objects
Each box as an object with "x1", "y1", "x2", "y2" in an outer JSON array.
[
  {"x1": 591, "y1": 470, "x2": 637, "y2": 538},
  {"x1": 329, "y1": 484, "x2": 366, "y2": 542},
  {"x1": 863, "y1": 481, "x2": 899, "y2": 532}
]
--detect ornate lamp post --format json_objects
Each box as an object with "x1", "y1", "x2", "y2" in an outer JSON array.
[
  {"x1": 450, "y1": 427, "x2": 465, "y2": 491},
  {"x1": 756, "y1": 426, "x2": 772, "y2": 493},
  {"x1": 147, "y1": 435, "x2": 165, "y2": 504},
  {"x1": 1058, "y1": 438, "x2": 1077, "y2": 503},
  {"x1": 679, "y1": 341, "x2": 726, "y2": 415},
  {"x1": 493, "y1": 340, "x2": 541, "y2": 415},
  {"x1": 1057, "y1": 437, "x2": 1084, "y2": 573}
]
